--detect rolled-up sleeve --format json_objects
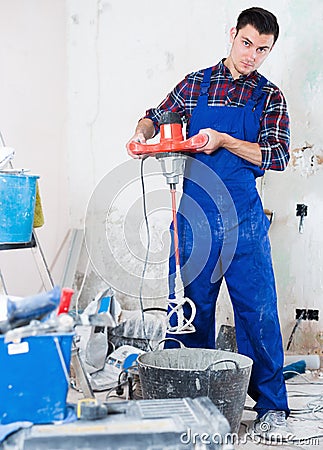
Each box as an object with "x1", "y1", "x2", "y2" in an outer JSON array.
[{"x1": 259, "y1": 88, "x2": 290, "y2": 171}]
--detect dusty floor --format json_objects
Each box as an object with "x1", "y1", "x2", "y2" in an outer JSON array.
[
  {"x1": 66, "y1": 368, "x2": 323, "y2": 449},
  {"x1": 236, "y1": 370, "x2": 323, "y2": 449}
]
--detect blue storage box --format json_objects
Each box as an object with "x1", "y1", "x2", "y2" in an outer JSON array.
[{"x1": 0, "y1": 332, "x2": 73, "y2": 424}]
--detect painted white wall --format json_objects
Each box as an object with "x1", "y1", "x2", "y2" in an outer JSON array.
[
  {"x1": 0, "y1": 0, "x2": 321, "y2": 354},
  {"x1": 0, "y1": 1, "x2": 69, "y2": 295}
]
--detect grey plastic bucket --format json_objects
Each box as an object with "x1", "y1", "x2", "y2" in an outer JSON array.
[{"x1": 137, "y1": 347, "x2": 253, "y2": 434}]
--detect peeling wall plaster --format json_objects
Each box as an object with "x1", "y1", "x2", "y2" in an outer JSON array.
[{"x1": 290, "y1": 143, "x2": 323, "y2": 177}]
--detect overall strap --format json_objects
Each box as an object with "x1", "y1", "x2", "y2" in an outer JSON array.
[{"x1": 196, "y1": 67, "x2": 213, "y2": 107}]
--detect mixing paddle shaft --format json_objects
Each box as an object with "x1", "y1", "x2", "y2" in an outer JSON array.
[
  {"x1": 170, "y1": 184, "x2": 180, "y2": 267},
  {"x1": 166, "y1": 182, "x2": 196, "y2": 334}
]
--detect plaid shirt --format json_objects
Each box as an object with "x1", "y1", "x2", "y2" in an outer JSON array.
[{"x1": 144, "y1": 60, "x2": 290, "y2": 171}]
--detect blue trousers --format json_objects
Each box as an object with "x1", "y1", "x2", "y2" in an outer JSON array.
[{"x1": 166, "y1": 211, "x2": 289, "y2": 417}]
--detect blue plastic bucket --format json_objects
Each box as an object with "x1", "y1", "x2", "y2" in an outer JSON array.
[
  {"x1": 0, "y1": 171, "x2": 39, "y2": 243},
  {"x1": 0, "y1": 333, "x2": 74, "y2": 424}
]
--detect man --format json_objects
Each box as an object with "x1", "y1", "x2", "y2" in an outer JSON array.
[{"x1": 128, "y1": 7, "x2": 290, "y2": 437}]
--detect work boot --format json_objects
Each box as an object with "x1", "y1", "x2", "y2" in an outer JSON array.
[{"x1": 252, "y1": 410, "x2": 294, "y2": 444}]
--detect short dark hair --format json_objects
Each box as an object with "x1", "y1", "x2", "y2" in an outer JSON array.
[{"x1": 236, "y1": 7, "x2": 279, "y2": 44}]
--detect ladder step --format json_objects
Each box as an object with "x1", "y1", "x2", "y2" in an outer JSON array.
[{"x1": 0, "y1": 233, "x2": 37, "y2": 251}]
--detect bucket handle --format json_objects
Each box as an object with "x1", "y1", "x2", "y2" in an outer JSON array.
[
  {"x1": 206, "y1": 359, "x2": 240, "y2": 372},
  {"x1": 153, "y1": 338, "x2": 185, "y2": 351},
  {"x1": 54, "y1": 336, "x2": 70, "y2": 384}
]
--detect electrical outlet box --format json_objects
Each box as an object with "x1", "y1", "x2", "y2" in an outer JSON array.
[
  {"x1": 295, "y1": 308, "x2": 307, "y2": 320},
  {"x1": 307, "y1": 309, "x2": 319, "y2": 321},
  {"x1": 295, "y1": 308, "x2": 319, "y2": 321}
]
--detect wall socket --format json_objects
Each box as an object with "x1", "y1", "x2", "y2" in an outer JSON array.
[{"x1": 295, "y1": 308, "x2": 319, "y2": 321}]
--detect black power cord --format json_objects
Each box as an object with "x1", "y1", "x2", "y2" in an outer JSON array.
[
  {"x1": 138, "y1": 157, "x2": 153, "y2": 351},
  {"x1": 286, "y1": 309, "x2": 306, "y2": 351},
  {"x1": 111, "y1": 364, "x2": 139, "y2": 398}
]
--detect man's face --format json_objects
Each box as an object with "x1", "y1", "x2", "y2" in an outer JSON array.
[{"x1": 228, "y1": 24, "x2": 274, "y2": 78}]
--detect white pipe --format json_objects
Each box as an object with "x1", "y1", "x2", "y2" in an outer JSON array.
[{"x1": 284, "y1": 354, "x2": 320, "y2": 370}]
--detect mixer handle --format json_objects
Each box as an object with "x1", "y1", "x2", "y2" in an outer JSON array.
[{"x1": 127, "y1": 133, "x2": 209, "y2": 156}]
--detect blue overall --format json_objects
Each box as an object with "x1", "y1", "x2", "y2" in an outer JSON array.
[{"x1": 167, "y1": 67, "x2": 289, "y2": 417}]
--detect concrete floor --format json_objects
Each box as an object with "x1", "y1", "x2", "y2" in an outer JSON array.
[
  {"x1": 236, "y1": 370, "x2": 323, "y2": 449},
  {"x1": 66, "y1": 368, "x2": 323, "y2": 449}
]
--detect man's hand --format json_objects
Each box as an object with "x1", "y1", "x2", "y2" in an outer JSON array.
[
  {"x1": 126, "y1": 132, "x2": 147, "y2": 158},
  {"x1": 196, "y1": 127, "x2": 262, "y2": 166},
  {"x1": 127, "y1": 118, "x2": 155, "y2": 159},
  {"x1": 128, "y1": 132, "x2": 146, "y2": 145},
  {"x1": 197, "y1": 128, "x2": 225, "y2": 154}
]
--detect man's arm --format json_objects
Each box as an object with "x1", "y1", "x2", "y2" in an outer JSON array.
[
  {"x1": 197, "y1": 86, "x2": 290, "y2": 171},
  {"x1": 127, "y1": 118, "x2": 155, "y2": 145},
  {"x1": 257, "y1": 89, "x2": 290, "y2": 170},
  {"x1": 127, "y1": 74, "x2": 190, "y2": 157},
  {"x1": 198, "y1": 129, "x2": 262, "y2": 166}
]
